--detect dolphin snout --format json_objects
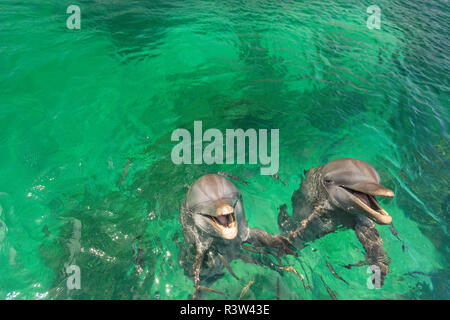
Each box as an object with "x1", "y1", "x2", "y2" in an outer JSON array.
[{"x1": 340, "y1": 182, "x2": 394, "y2": 198}]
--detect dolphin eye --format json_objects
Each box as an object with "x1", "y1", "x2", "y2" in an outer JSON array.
[{"x1": 324, "y1": 178, "x2": 333, "y2": 184}]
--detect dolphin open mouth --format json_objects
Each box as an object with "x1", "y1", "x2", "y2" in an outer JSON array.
[
  {"x1": 202, "y1": 204, "x2": 238, "y2": 240},
  {"x1": 341, "y1": 185, "x2": 393, "y2": 225}
]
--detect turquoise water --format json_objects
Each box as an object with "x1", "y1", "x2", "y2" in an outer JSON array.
[{"x1": 0, "y1": 0, "x2": 448, "y2": 300}]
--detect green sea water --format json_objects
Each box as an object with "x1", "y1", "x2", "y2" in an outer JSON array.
[{"x1": 0, "y1": 0, "x2": 448, "y2": 300}]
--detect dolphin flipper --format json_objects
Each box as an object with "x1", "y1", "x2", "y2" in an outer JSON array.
[
  {"x1": 353, "y1": 216, "x2": 390, "y2": 287},
  {"x1": 277, "y1": 204, "x2": 297, "y2": 235},
  {"x1": 192, "y1": 237, "x2": 213, "y2": 300},
  {"x1": 247, "y1": 227, "x2": 296, "y2": 256}
]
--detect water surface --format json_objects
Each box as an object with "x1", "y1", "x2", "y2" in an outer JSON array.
[{"x1": 0, "y1": 0, "x2": 448, "y2": 299}]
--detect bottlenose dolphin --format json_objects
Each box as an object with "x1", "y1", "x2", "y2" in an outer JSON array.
[
  {"x1": 180, "y1": 174, "x2": 294, "y2": 299},
  {"x1": 278, "y1": 158, "x2": 394, "y2": 286}
]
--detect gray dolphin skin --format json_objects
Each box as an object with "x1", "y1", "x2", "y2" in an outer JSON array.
[
  {"x1": 278, "y1": 158, "x2": 394, "y2": 286},
  {"x1": 180, "y1": 174, "x2": 294, "y2": 299}
]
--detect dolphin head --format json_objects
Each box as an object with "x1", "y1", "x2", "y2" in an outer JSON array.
[
  {"x1": 320, "y1": 158, "x2": 394, "y2": 225},
  {"x1": 185, "y1": 174, "x2": 244, "y2": 240}
]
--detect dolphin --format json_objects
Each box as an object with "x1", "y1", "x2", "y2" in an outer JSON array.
[
  {"x1": 278, "y1": 158, "x2": 395, "y2": 286},
  {"x1": 180, "y1": 174, "x2": 294, "y2": 299}
]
